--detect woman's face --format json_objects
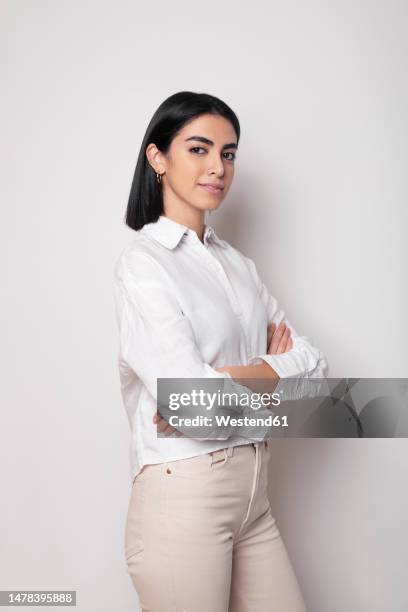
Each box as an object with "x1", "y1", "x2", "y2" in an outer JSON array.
[{"x1": 150, "y1": 113, "x2": 238, "y2": 214}]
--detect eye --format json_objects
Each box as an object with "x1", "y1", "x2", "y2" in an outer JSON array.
[
  {"x1": 189, "y1": 147, "x2": 236, "y2": 161},
  {"x1": 189, "y1": 147, "x2": 207, "y2": 154}
]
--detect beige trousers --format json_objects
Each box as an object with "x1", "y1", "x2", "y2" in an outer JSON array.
[{"x1": 125, "y1": 441, "x2": 307, "y2": 612}]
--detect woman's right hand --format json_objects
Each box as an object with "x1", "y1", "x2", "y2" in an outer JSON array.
[{"x1": 267, "y1": 321, "x2": 293, "y2": 355}]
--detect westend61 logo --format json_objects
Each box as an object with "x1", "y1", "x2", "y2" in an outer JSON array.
[
  {"x1": 165, "y1": 412, "x2": 288, "y2": 429},
  {"x1": 167, "y1": 389, "x2": 282, "y2": 411}
]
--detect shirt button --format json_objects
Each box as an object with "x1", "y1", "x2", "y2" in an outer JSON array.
[{"x1": 166, "y1": 467, "x2": 172, "y2": 474}]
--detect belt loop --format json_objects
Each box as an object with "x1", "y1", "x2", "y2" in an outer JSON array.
[
  {"x1": 210, "y1": 448, "x2": 227, "y2": 465},
  {"x1": 209, "y1": 446, "x2": 234, "y2": 465}
]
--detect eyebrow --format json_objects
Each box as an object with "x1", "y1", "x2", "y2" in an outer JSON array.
[{"x1": 184, "y1": 135, "x2": 238, "y2": 150}]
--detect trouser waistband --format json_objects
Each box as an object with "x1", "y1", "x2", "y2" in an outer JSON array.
[{"x1": 208, "y1": 440, "x2": 268, "y2": 465}]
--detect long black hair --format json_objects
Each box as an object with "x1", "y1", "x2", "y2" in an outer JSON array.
[{"x1": 125, "y1": 91, "x2": 241, "y2": 231}]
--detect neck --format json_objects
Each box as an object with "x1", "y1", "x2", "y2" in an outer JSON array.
[{"x1": 162, "y1": 202, "x2": 206, "y2": 243}]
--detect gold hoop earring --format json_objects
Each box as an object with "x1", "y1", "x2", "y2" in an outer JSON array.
[{"x1": 156, "y1": 172, "x2": 162, "y2": 185}]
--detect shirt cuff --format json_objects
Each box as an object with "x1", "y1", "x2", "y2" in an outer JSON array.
[
  {"x1": 248, "y1": 353, "x2": 302, "y2": 379},
  {"x1": 248, "y1": 353, "x2": 330, "y2": 401}
]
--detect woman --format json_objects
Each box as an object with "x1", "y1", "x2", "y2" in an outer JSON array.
[{"x1": 113, "y1": 91, "x2": 329, "y2": 612}]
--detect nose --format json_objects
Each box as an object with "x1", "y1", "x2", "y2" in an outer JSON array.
[{"x1": 207, "y1": 151, "x2": 225, "y2": 176}]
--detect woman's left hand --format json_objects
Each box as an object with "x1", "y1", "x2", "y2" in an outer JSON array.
[{"x1": 267, "y1": 321, "x2": 293, "y2": 354}]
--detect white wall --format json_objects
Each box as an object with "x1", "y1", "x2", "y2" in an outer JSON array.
[{"x1": 1, "y1": 1, "x2": 407, "y2": 610}]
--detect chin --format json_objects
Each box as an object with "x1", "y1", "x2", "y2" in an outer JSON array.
[
  {"x1": 191, "y1": 200, "x2": 221, "y2": 213},
  {"x1": 205, "y1": 203, "x2": 222, "y2": 214}
]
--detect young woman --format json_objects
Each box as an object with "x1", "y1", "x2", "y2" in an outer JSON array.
[{"x1": 113, "y1": 91, "x2": 329, "y2": 612}]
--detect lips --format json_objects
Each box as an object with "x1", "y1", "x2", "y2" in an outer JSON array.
[{"x1": 198, "y1": 184, "x2": 224, "y2": 194}]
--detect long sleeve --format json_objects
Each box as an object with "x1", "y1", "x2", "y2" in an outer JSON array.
[{"x1": 113, "y1": 248, "x2": 272, "y2": 432}]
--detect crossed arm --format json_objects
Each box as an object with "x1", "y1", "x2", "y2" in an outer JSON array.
[
  {"x1": 115, "y1": 249, "x2": 329, "y2": 437},
  {"x1": 215, "y1": 320, "x2": 292, "y2": 385},
  {"x1": 155, "y1": 321, "x2": 295, "y2": 436}
]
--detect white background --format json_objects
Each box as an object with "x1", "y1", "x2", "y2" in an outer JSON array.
[{"x1": 1, "y1": 0, "x2": 407, "y2": 610}]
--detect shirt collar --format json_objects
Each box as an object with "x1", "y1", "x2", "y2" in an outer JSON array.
[{"x1": 140, "y1": 215, "x2": 226, "y2": 250}]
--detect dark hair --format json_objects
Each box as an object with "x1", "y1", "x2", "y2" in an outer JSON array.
[{"x1": 125, "y1": 91, "x2": 241, "y2": 231}]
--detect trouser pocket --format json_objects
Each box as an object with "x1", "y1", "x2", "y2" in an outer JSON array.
[{"x1": 125, "y1": 479, "x2": 145, "y2": 568}]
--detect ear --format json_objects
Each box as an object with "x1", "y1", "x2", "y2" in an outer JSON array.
[{"x1": 146, "y1": 143, "x2": 165, "y2": 174}]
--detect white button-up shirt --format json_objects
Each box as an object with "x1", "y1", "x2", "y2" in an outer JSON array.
[{"x1": 113, "y1": 214, "x2": 329, "y2": 482}]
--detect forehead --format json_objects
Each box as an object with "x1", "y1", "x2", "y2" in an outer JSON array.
[{"x1": 176, "y1": 114, "x2": 237, "y2": 142}]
